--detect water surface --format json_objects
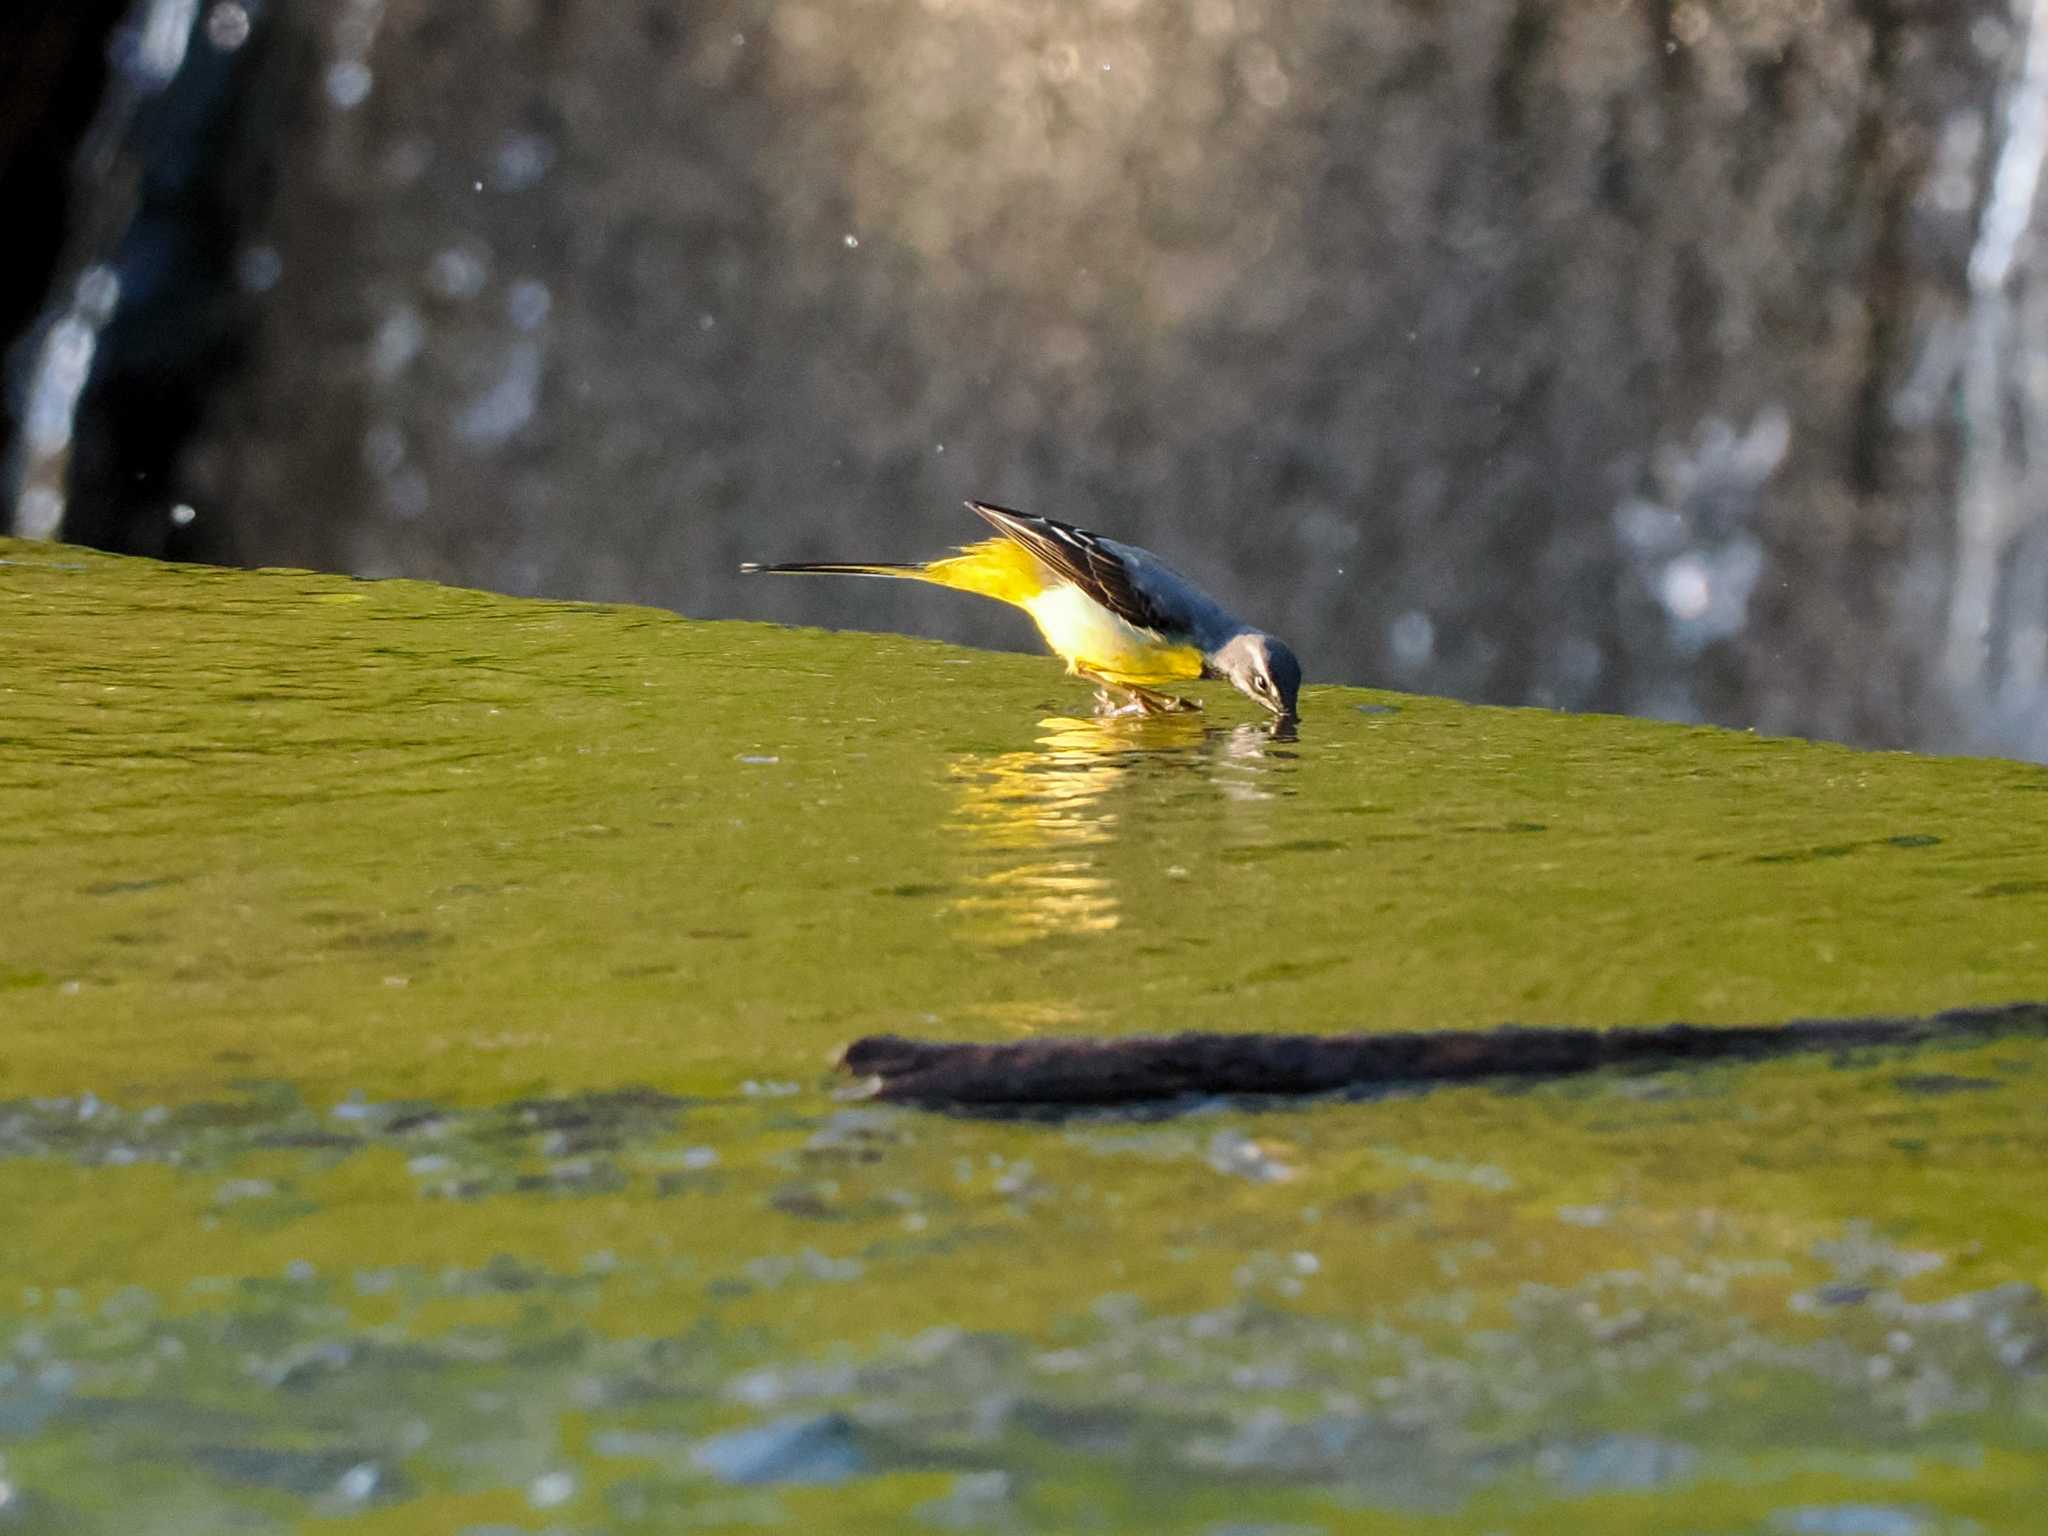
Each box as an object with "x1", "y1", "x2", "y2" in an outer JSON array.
[{"x1": 3, "y1": 543, "x2": 2047, "y2": 1531}]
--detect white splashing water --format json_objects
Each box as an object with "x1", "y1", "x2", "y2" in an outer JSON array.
[
  {"x1": 23, "y1": 315, "x2": 100, "y2": 456},
  {"x1": 136, "y1": 0, "x2": 200, "y2": 84},
  {"x1": 1947, "y1": 0, "x2": 2048, "y2": 757},
  {"x1": 11, "y1": 266, "x2": 125, "y2": 538},
  {"x1": 1970, "y1": 4, "x2": 2048, "y2": 295},
  {"x1": 5, "y1": 0, "x2": 206, "y2": 540}
]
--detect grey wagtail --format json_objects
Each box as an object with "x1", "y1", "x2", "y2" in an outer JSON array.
[{"x1": 742, "y1": 500, "x2": 1302, "y2": 721}]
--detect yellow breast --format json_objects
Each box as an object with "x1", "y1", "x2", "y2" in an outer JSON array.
[
  {"x1": 1021, "y1": 584, "x2": 1204, "y2": 686},
  {"x1": 915, "y1": 537, "x2": 1203, "y2": 685}
]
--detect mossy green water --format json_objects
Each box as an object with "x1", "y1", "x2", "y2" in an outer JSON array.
[{"x1": 3, "y1": 541, "x2": 2047, "y2": 1532}]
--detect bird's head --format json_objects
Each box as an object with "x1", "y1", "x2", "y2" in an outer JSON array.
[{"x1": 1210, "y1": 632, "x2": 1301, "y2": 720}]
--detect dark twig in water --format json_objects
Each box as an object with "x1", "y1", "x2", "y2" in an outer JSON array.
[{"x1": 837, "y1": 1002, "x2": 2048, "y2": 1109}]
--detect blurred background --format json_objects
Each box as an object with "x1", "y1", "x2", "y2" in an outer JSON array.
[{"x1": 6, "y1": 0, "x2": 2048, "y2": 757}]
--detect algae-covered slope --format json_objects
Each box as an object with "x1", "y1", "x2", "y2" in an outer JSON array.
[
  {"x1": 3, "y1": 542, "x2": 2048, "y2": 1534},
  {"x1": 3, "y1": 540, "x2": 2045, "y2": 1104}
]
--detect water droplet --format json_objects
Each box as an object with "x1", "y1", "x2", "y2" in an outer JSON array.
[
  {"x1": 529, "y1": 1471, "x2": 575, "y2": 1508},
  {"x1": 334, "y1": 1462, "x2": 380, "y2": 1503},
  {"x1": 235, "y1": 244, "x2": 283, "y2": 293},
  {"x1": 1658, "y1": 554, "x2": 1713, "y2": 623},
  {"x1": 325, "y1": 60, "x2": 372, "y2": 109},
  {"x1": 369, "y1": 306, "x2": 424, "y2": 380},
  {"x1": 507, "y1": 278, "x2": 552, "y2": 331},
  {"x1": 1388, "y1": 610, "x2": 1436, "y2": 667},
  {"x1": 205, "y1": 1, "x2": 250, "y2": 50},
  {"x1": 493, "y1": 132, "x2": 556, "y2": 191},
  {"x1": 428, "y1": 246, "x2": 489, "y2": 300},
  {"x1": 454, "y1": 341, "x2": 543, "y2": 447}
]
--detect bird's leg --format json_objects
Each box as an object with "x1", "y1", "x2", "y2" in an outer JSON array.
[
  {"x1": 1077, "y1": 665, "x2": 1202, "y2": 718},
  {"x1": 1097, "y1": 686, "x2": 1201, "y2": 717},
  {"x1": 1129, "y1": 685, "x2": 1203, "y2": 715}
]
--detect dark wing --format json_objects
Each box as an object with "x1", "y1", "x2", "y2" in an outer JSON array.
[{"x1": 966, "y1": 501, "x2": 1181, "y2": 634}]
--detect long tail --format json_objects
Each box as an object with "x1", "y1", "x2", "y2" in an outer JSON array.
[
  {"x1": 742, "y1": 539, "x2": 1048, "y2": 606},
  {"x1": 738, "y1": 561, "x2": 922, "y2": 577}
]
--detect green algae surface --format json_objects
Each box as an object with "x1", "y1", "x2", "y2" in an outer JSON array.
[{"x1": 3, "y1": 540, "x2": 2048, "y2": 1533}]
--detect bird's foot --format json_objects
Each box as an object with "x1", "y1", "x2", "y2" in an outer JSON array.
[
  {"x1": 1092, "y1": 687, "x2": 1204, "y2": 718},
  {"x1": 1132, "y1": 688, "x2": 1202, "y2": 715},
  {"x1": 1093, "y1": 689, "x2": 1150, "y2": 719}
]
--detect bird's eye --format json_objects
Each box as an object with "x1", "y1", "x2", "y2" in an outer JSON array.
[{"x1": 1252, "y1": 676, "x2": 1269, "y2": 693}]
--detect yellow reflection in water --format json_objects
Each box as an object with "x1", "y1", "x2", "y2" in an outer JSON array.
[{"x1": 945, "y1": 712, "x2": 1289, "y2": 945}]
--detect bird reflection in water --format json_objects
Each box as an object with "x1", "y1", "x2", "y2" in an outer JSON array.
[{"x1": 945, "y1": 712, "x2": 1294, "y2": 944}]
